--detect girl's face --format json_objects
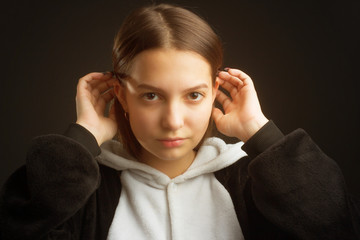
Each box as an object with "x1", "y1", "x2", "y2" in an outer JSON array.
[{"x1": 116, "y1": 48, "x2": 218, "y2": 165}]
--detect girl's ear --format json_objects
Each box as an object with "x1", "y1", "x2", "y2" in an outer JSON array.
[
  {"x1": 212, "y1": 77, "x2": 220, "y2": 102},
  {"x1": 114, "y1": 81, "x2": 129, "y2": 112}
]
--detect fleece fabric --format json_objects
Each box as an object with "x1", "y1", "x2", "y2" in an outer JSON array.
[
  {"x1": 1, "y1": 122, "x2": 360, "y2": 240},
  {"x1": 97, "y1": 137, "x2": 247, "y2": 240}
]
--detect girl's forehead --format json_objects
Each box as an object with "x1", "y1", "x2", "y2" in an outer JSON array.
[{"x1": 129, "y1": 48, "x2": 212, "y2": 83}]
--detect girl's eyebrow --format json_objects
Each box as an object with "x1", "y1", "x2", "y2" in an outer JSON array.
[{"x1": 136, "y1": 83, "x2": 210, "y2": 93}]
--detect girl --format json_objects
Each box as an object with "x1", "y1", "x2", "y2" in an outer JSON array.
[{"x1": 0, "y1": 3, "x2": 359, "y2": 240}]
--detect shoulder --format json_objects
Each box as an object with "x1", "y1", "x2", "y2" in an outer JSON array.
[{"x1": 214, "y1": 155, "x2": 251, "y2": 192}]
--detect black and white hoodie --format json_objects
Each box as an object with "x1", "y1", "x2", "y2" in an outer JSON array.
[
  {"x1": 0, "y1": 121, "x2": 359, "y2": 240},
  {"x1": 99, "y1": 137, "x2": 246, "y2": 240}
]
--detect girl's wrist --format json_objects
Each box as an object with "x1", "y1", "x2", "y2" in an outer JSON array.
[
  {"x1": 76, "y1": 121, "x2": 102, "y2": 146},
  {"x1": 237, "y1": 116, "x2": 269, "y2": 142}
]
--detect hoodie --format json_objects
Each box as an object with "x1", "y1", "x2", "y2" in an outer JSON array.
[{"x1": 97, "y1": 137, "x2": 247, "y2": 240}]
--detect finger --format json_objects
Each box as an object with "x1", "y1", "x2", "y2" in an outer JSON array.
[
  {"x1": 218, "y1": 73, "x2": 244, "y2": 99},
  {"x1": 77, "y1": 72, "x2": 114, "y2": 95},
  {"x1": 218, "y1": 71, "x2": 244, "y2": 88},
  {"x1": 89, "y1": 75, "x2": 117, "y2": 90},
  {"x1": 226, "y1": 68, "x2": 253, "y2": 86},
  {"x1": 219, "y1": 80, "x2": 240, "y2": 99},
  {"x1": 215, "y1": 90, "x2": 232, "y2": 110},
  {"x1": 95, "y1": 89, "x2": 115, "y2": 113},
  {"x1": 91, "y1": 78, "x2": 118, "y2": 97},
  {"x1": 212, "y1": 107, "x2": 224, "y2": 125},
  {"x1": 85, "y1": 76, "x2": 117, "y2": 100},
  {"x1": 102, "y1": 88, "x2": 116, "y2": 102},
  {"x1": 79, "y1": 72, "x2": 113, "y2": 85},
  {"x1": 226, "y1": 68, "x2": 249, "y2": 78},
  {"x1": 78, "y1": 72, "x2": 115, "y2": 93}
]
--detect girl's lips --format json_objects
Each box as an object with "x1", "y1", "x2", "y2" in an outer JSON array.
[{"x1": 158, "y1": 138, "x2": 185, "y2": 148}]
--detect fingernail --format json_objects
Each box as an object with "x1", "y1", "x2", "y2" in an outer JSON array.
[
  {"x1": 224, "y1": 68, "x2": 230, "y2": 72},
  {"x1": 102, "y1": 71, "x2": 112, "y2": 75}
]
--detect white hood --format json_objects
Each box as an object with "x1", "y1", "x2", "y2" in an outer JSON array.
[
  {"x1": 97, "y1": 137, "x2": 247, "y2": 240},
  {"x1": 98, "y1": 137, "x2": 246, "y2": 186}
]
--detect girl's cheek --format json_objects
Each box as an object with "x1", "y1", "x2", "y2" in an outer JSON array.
[
  {"x1": 129, "y1": 109, "x2": 158, "y2": 141},
  {"x1": 132, "y1": 107, "x2": 157, "y2": 124},
  {"x1": 188, "y1": 101, "x2": 213, "y2": 124}
]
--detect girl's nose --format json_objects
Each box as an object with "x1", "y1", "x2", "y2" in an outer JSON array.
[{"x1": 161, "y1": 101, "x2": 184, "y2": 131}]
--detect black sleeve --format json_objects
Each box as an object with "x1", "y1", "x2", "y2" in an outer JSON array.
[
  {"x1": 0, "y1": 124, "x2": 101, "y2": 240},
  {"x1": 241, "y1": 120, "x2": 284, "y2": 159},
  {"x1": 246, "y1": 127, "x2": 360, "y2": 239},
  {"x1": 63, "y1": 123, "x2": 101, "y2": 156}
]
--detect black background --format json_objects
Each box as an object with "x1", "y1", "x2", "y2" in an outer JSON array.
[{"x1": 1, "y1": 0, "x2": 359, "y2": 197}]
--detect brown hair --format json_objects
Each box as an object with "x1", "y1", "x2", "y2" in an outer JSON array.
[{"x1": 112, "y1": 3, "x2": 223, "y2": 158}]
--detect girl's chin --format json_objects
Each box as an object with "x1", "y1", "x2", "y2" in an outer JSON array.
[{"x1": 141, "y1": 147, "x2": 195, "y2": 163}]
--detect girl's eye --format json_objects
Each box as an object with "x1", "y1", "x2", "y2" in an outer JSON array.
[
  {"x1": 188, "y1": 92, "x2": 203, "y2": 101},
  {"x1": 143, "y1": 93, "x2": 159, "y2": 101}
]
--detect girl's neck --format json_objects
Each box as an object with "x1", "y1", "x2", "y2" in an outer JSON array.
[{"x1": 139, "y1": 150, "x2": 196, "y2": 179}]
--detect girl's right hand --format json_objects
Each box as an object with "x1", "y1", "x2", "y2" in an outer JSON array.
[{"x1": 75, "y1": 72, "x2": 119, "y2": 146}]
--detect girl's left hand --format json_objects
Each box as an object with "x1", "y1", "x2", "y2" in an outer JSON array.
[{"x1": 212, "y1": 68, "x2": 268, "y2": 142}]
